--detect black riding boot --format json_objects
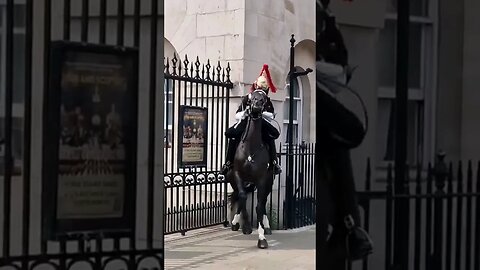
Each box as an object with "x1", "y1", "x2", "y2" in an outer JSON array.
[
  {"x1": 221, "y1": 138, "x2": 237, "y2": 175},
  {"x1": 326, "y1": 215, "x2": 373, "y2": 261},
  {"x1": 266, "y1": 140, "x2": 282, "y2": 175}
]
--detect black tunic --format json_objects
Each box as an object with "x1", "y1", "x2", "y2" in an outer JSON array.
[{"x1": 226, "y1": 94, "x2": 278, "y2": 140}]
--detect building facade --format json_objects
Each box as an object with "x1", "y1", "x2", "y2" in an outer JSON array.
[
  {"x1": 165, "y1": 0, "x2": 317, "y2": 148},
  {"x1": 1, "y1": 0, "x2": 479, "y2": 267},
  {"x1": 330, "y1": 0, "x2": 480, "y2": 181},
  {"x1": 330, "y1": 0, "x2": 480, "y2": 268}
]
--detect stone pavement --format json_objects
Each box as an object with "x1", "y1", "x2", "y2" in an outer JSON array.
[{"x1": 165, "y1": 225, "x2": 316, "y2": 270}]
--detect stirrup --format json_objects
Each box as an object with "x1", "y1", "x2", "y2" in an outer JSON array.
[
  {"x1": 272, "y1": 160, "x2": 282, "y2": 174},
  {"x1": 221, "y1": 162, "x2": 232, "y2": 175}
]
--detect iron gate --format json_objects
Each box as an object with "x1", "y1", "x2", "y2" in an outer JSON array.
[
  {"x1": 162, "y1": 56, "x2": 317, "y2": 234},
  {"x1": 354, "y1": 155, "x2": 480, "y2": 270},
  {"x1": 243, "y1": 142, "x2": 317, "y2": 230},
  {"x1": 163, "y1": 54, "x2": 233, "y2": 235},
  {"x1": 0, "y1": 0, "x2": 164, "y2": 269}
]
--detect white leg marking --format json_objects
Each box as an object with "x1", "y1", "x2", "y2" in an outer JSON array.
[
  {"x1": 263, "y1": 215, "x2": 270, "y2": 229},
  {"x1": 258, "y1": 223, "x2": 266, "y2": 240},
  {"x1": 232, "y1": 214, "x2": 241, "y2": 225}
]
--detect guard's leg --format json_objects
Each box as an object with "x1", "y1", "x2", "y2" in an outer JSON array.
[
  {"x1": 221, "y1": 121, "x2": 247, "y2": 175},
  {"x1": 266, "y1": 139, "x2": 282, "y2": 175},
  {"x1": 221, "y1": 138, "x2": 237, "y2": 175}
]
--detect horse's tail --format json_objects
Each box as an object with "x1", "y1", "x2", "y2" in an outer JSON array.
[{"x1": 228, "y1": 184, "x2": 256, "y2": 209}]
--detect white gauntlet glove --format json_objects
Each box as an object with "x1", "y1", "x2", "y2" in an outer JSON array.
[
  {"x1": 235, "y1": 110, "x2": 247, "y2": 121},
  {"x1": 262, "y1": 112, "x2": 275, "y2": 121}
]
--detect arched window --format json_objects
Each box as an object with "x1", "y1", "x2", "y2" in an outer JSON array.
[{"x1": 283, "y1": 75, "x2": 303, "y2": 145}]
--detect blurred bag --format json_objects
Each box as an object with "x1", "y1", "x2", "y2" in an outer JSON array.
[
  {"x1": 316, "y1": 62, "x2": 368, "y2": 150},
  {"x1": 344, "y1": 215, "x2": 374, "y2": 261}
]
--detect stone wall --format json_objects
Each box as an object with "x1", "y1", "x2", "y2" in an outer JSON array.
[{"x1": 165, "y1": 0, "x2": 316, "y2": 142}]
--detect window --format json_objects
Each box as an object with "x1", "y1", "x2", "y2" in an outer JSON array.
[
  {"x1": 164, "y1": 78, "x2": 173, "y2": 147},
  {"x1": 0, "y1": 3, "x2": 26, "y2": 104},
  {"x1": 386, "y1": 0, "x2": 429, "y2": 17},
  {"x1": 376, "y1": 0, "x2": 435, "y2": 165},
  {"x1": 0, "y1": 3, "x2": 26, "y2": 166},
  {"x1": 283, "y1": 74, "x2": 303, "y2": 145}
]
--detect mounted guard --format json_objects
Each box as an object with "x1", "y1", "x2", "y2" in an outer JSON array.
[
  {"x1": 316, "y1": 0, "x2": 373, "y2": 264},
  {"x1": 221, "y1": 64, "x2": 282, "y2": 176}
]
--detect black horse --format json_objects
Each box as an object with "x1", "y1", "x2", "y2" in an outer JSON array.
[{"x1": 226, "y1": 89, "x2": 275, "y2": 249}]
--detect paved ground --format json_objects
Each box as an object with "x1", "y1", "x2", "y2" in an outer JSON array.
[{"x1": 165, "y1": 225, "x2": 316, "y2": 270}]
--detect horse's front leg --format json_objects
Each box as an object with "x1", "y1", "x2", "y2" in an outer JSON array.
[
  {"x1": 256, "y1": 184, "x2": 269, "y2": 249},
  {"x1": 241, "y1": 203, "x2": 252, "y2": 235},
  {"x1": 263, "y1": 178, "x2": 274, "y2": 235},
  {"x1": 231, "y1": 171, "x2": 252, "y2": 234}
]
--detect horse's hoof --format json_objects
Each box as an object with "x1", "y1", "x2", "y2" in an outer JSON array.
[
  {"x1": 242, "y1": 226, "x2": 253, "y2": 235},
  {"x1": 264, "y1": 228, "x2": 272, "y2": 235},
  {"x1": 257, "y1": 239, "x2": 268, "y2": 249},
  {"x1": 232, "y1": 223, "x2": 240, "y2": 231}
]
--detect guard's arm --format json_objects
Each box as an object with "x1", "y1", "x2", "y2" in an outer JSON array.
[
  {"x1": 264, "y1": 98, "x2": 275, "y2": 114},
  {"x1": 236, "y1": 95, "x2": 250, "y2": 113}
]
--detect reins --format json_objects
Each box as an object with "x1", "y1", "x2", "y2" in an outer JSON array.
[
  {"x1": 241, "y1": 90, "x2": 266, "y2": 142},
  {"x1": 239, "y1": 91, "x2": 268, "y2": 163},
  {"x1": 241, "y1": 108, "x2": 262, "y2": 142}
]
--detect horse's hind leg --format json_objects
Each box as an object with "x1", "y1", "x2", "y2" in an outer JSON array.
[{"x1": 256, "y1": 185, "x2": 269, "y2": 249}]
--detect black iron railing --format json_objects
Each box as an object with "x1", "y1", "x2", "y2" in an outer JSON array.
[
  {"x1": 243, "y1": 142, "x2": 317, "y2": 230},
  {"x1": 0, "y1": 1, "x2": 164, "y2": 269},
  {"x1": 163, "y1": 55, "x2": 233, "y2": 235},
  {"x1": 354, "y1": 157, "x2": 480, "y2": 270}
]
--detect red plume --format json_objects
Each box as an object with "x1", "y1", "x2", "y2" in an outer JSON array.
[
  {"x1": 262, "y1": 64, "x2": 277, "y2": 93},
  {"x1": 250, "y1": 64, "x2": 277, "y2": 93}
]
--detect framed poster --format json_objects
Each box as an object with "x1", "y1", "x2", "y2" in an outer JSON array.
[
  {"x1": 178, "y1": 106, "x2": 208, "y2": 168},
  {"x1": 42, "y1": 41, "x2": 138, "y2": 240}
]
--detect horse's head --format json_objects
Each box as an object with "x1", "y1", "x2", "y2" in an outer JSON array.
[{"x1": 249, "y1": 90, "x2": 267, "y2": 117}]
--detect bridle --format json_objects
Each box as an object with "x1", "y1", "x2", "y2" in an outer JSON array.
[
  {"x1": 247, "y1": 89, "x2": 267, "y2": 120},
  {"x1": 241, "y1": 90, "x2": 268, "y2": 143}
]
